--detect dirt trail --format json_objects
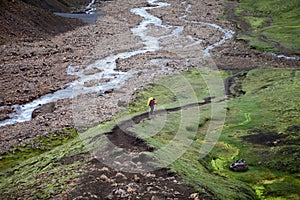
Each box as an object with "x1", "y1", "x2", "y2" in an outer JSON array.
[
  {"x1": 106, "y1": 97, "x2": 212, "y2": 152},
  {"x1": 106, "y1": 97, "x2": 213, "y2": 152},
  {"x1": 66, "y1": 157, "x2": 210, "y2": 200},
  {"x1": 66, "y1": 97, "x2": 216, "y2": 200}
]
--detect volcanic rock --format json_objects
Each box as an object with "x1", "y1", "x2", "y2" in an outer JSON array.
[{"x1": 32, "y1": 102, "x2": 56, "y2": 118}]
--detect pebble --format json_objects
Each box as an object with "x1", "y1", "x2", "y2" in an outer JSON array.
[{"x1": 100, "y1": 174, "x2": 109, "y2": 182}]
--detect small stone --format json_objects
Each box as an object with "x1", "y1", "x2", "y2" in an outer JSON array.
[
  {"x1": 133, "y1": 174, "x2": 140, "y2": 183},
  {"x1": 115, "y1": 172, "x2": 127, "y2": 181},
  {"x1": 83, "y1": 68, "x2": 102, "y2": 75},
  {"x1": 117, "y1": 100, "x2": 127, "y2": 107},
  {"x1": 88, "y1": 175, "x2": 94, "y2": 179},
  {"x1": 127, "y1": 183, "x2": 140, "y2": 194},
  {"x1": 174, "y1": 191, "x2": 181, "y2": 195},
  {"x1": 106, "y1": 193, "x2": 114, "y2": 200},
  {"x1": 104, "y1": 89, "x2": 114, "y2": 94},
  {"x1": 90, "y1": 194, "x2": 98, "y2": 198},
  {"x1": 111, "y1": 182, "x2": 118, "y2": 187},
  {"x1": 136, "y1": 161, "x2": 142, "y2": 166},
  {"x1": 145, "y1": 173, "x2": 156, "y2": 178},
  {"x1": 100, "y1": 174, "x2": 109, "y2": 182},
  {"x1": 99, "y1": 167, "x2": 109, "y2": 172},
  {"x1": 114, "y1": 188, "x2": 128, "y2": 198},
  {"x1": 189, "y1": 193, "x2": 199, "y2": 199}
]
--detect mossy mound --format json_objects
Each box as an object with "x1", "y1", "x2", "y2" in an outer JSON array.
[{"x1": 232, "y1": 0, "x2": 300, "y2": 54}]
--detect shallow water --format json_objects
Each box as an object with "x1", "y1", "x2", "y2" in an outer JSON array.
[
  {"x1": 53, "y1": 13, "x2": 104, "y2": 24},
  {"x1": 54, "y1": 0, "x2": 100, "y2": 24}
]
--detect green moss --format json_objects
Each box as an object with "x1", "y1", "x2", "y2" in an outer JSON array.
[
  {"x1": 128, "y1": 68, "x2": 224, "y2": 114},
  {"x1": 238, "y1": 34, "x2": 277, "y2": 52},
  {"x1": 244, "y1": 16, "x2": 270, "y2": 30},
  {"x1": 219, "y1": 67, "x2": 300, "y2": 199},
  {"x1": 233, "y1": 0, "x2": 300, "y2": 53},
  {"x1": 127, "y1": 67, "x2": 300, "y2": 199},
  {"x1": 128, "y1": 77, "x2": 256, "y2": 199},
  {"x1": 0, "y1": 128, "x2": 78, "y2": 172},
  {"x1": 262, "y1": 176, "x2": 300, "y2": 199},
  {"x1": 0, "y1": 129, "x2": 87, "y2": 199}
]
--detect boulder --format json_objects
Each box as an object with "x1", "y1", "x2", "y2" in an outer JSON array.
[
  {"x1": 0, "y1": 114, "x2": 10, "y2": 121},
  {"x1": 229, "y1": 158, "x2": 248, "y2": 172},
  {"x1": 32, "y1": 102, "x2": 56, "y2": 118},
  {"x1": 0, "y1": 106, "x2": 15, "y2": 121}
]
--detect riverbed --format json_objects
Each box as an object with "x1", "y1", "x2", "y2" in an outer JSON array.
[{"x1": 0, "y1": 0, "x2": 233, "y2": 127}]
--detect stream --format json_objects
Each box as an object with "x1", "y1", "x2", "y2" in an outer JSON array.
[
  {"x1": 54, "y1": 0, "x2": 101, "y2": 24},
  {"x1": 0, "y1": 0, "x2": 239, "y2": 127}
]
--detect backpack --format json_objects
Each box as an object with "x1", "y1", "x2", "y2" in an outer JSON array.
[{"x1": 147, "y1": 97, "x2": 153, "y2": 106}]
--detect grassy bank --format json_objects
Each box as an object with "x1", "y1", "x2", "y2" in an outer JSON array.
[
  {"x1": 125, "y1": 69, "x2": 256, "y2": 199},
  {"x1": 219, "y1": 67, "x2": 300, "y2": 199},
  {"x1": 128, "y1": 67, "x2": 300, "y2": 199},
  {"x1": 0, "y1": 67, "x2": 299, "y2": 199},
  {"x1": 233, "y1": 0, "x2": 300, "y2": 54},
  {"x1": 0, "y1": 129, "x2": 88, "y2": 199}
]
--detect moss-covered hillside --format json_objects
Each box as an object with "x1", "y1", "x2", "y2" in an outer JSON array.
[{"x1": 231, "y1": 0, "x2": 300, "y2": 54}]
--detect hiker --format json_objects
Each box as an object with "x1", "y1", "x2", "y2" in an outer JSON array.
[{"x1": 148, "y1": 97, "x2": 157, "y2": 115}]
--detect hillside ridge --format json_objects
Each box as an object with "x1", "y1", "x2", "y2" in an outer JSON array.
[{"x1": 0, "y1": 0, "x2": 91, "y2": 44}]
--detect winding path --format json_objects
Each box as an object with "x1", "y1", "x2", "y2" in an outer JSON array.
[{"x1": 105, "y1": 97, "x2": 213, "y2": 152}]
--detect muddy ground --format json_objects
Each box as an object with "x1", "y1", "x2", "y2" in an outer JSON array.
[
  {"x1": 0, "y1": 0, "x2": 299, "y2": 199},
  {"x1": 60, "y1": 157, "x2": 210, "y2": 200}
]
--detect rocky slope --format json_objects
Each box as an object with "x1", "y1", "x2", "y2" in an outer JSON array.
[
  {"x1": 66, "y1": 158, "x2": 207, "y2": 200},
  {"x1": 0, "y1": 0, "x2": 90, "y2": 45}
]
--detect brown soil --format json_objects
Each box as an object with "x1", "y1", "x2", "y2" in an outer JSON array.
[
  {"x1": 0, "y1": 0, "x2": 90, "y2": 45},
  {"x1": 241, "y1": 131, "x2": 287, "y2": 147},
  {"x1": 241, "y1": 125, "x2": 298, "y2": 147},
  {"x1": 64, "y1": 158, "x2": 211, "y2": 200},
  {"x1": 225, "y1": 71, "x2": 247, "y2": 97}
]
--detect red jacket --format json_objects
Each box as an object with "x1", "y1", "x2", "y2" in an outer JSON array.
[{"x1": 149, "y1": 99, "x2": 156, "y2": 106}]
